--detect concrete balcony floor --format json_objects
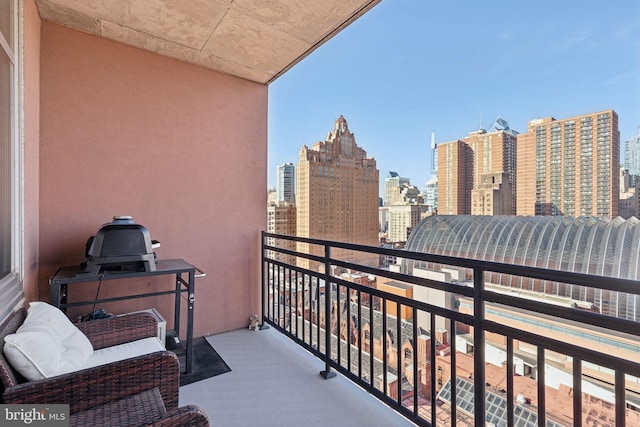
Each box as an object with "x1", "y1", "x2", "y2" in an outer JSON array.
[{"x1": 180, "y1": 327, "x2": 415, "y2": 426}]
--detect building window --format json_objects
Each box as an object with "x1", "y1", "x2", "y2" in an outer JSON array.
[{"x1": 0, "y1": 0, "x2": 23, "y2": 320}]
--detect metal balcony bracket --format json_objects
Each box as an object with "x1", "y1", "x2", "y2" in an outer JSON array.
[{"x1": 319, "y1": 370, "x2": 337, "y2": 379}]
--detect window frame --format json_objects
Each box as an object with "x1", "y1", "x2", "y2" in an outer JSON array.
[{"x1": 0, "y1": 0, "x2": 24, "y2": 321}]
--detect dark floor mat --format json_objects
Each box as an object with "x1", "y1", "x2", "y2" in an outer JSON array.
[{"x1": 178, "y1": 336, "x2": 231, "y2": 386}]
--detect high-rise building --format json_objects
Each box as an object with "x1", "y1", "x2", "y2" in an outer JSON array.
[
  {"x1": 386, "y1": 204, "x2": 430, "y2": 243},
  {"x1": 384, "y1": 172, "x2": 410, "y2": 206},
  {"x1": 385, "y1": 172, "x2": 422, "y2": 206},
  {"x1": 267, "y1": 188, "x2": 277, "y2": 205},
  {"x1": 266, "y1": 201, "x2": 297, "y2": 265},
  {"x1": 276, "y1": 162, "x2": 296, "y2": 204},
  {"x1": 379, "y1": 206, "x2": 389, "y2": 234},
  {"x1": 383, "y1": 171, "x2": 428, "y2": 242},
  {"x1": 430, "y1": 132, "x2": 438, "y2": 176},
  {"x1": 625, "y1": 126, "x2": 640, "y2": 178},
  {"x1": 438, "y1": 139, "x2": 470, "y2": 215},
  {"x1": 296, "y1": 116, "x2": 379, "y2": 270},
  {"x1": 424, "y1": 176, "x2": 438, "y2": 212},
  {"x1": 517, "y1": 110, "x2": 620, "y2": 218},
  {"x1": 471, "y1": 172, "x2": 513, "y2": 215},
  {"x1": 425, "y1": 132, "x2": 438, "y2": 212},
  {"x1": 438, "y1": 117, "x2": 517, "y2": 215},
  {"x1": 620, "y1": 167, "x2": 639, "y2": 219}
]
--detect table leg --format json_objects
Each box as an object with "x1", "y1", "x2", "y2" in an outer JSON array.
[{"x1": 185, "y1": 269, "x2": 195, "y2": 374}]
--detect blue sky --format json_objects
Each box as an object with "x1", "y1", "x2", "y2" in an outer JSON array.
[{"x1": 268, "y1": 0, "x2": 640, "y2": 196}]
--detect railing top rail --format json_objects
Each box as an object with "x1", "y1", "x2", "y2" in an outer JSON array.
[{"x1": 263, "y1": 232, "x2": 640, "y2": 295}]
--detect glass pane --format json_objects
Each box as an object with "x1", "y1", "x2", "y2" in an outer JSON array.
[{"x1": 0, "y1": 47, "x2": 10, "y2": 277}]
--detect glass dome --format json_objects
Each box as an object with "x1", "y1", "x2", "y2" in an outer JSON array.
[
  {"x1": 402, "y1": 215, "x2": 640, "y2": 319},
  {"x1": 403, "y1": 215, "x2": 639, "y2": 280}
]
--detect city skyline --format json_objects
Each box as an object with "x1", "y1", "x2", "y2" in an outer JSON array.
[{"x1": 267, "y1": 0, "x2": 640, "y2": 196}]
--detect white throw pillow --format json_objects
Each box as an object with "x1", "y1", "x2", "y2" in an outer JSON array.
[
  {"x1": 4, "y1": 330, "x2": 63, "y2": 380},
  {"x1": 20, "y1": 302, "x2": 94, "y2": 361},
  {"x1": 24, "y1": 302, "x2": 84, "y2": 340},
  {"x1": 3, "y1": 302, "x2": 95, "y2": 380}
]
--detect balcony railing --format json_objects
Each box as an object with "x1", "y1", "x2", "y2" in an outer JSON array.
[{"x1": 261, "y1": 231, "x2": 640, "y2": 427}]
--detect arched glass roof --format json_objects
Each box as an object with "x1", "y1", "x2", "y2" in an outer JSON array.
[{"x1": 403, "y1": 215, "x2": 640, "y2": 281}]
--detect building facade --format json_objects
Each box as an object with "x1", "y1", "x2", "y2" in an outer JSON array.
[
  {"x1": 517, "y1": 110, "x2": 620, "y2": 218},
  {"x1": 424, "y1": 176, "x2": 438, "y2": 213},
  {"x1": 625, "y1": 126, "x2": 640, "y2": 177},
  {"x1": 438, "y1": 118, "x2": 517, "y2": 215},
  {"x1": 384, "y1": 172, "x2": 410, "y2": 206},
  {"x1": 379, "y1": 206, "x2": 389, "y2": 235},
  {"x1": 438, "y1": 139, "x2": 469, "y2": 215},
  {"x1": 276, "y1": 162, "x2": 296, "y2": 204},
  {"x1": 471, "y1": 172, "x2": 513, "y2": 215},
  {"x1": 267, "y1": 202, "x2": 297, "y2": 265},
  {"x1": 385, "y1": 172, "x2": 423, "y2": 206},
  {"x1": 386, "y1": 204, "x2": 430, "y2": 243},
  {"x1": 620, "y1": 167, "x2": 640, "y2": 219},
  {"x1": 296, "y1": 116, "x2": 379, "y2": 270}
]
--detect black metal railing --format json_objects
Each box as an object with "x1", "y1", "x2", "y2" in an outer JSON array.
[{"x1": 261, "y1": 231, "x2": 640, "y2": 427}]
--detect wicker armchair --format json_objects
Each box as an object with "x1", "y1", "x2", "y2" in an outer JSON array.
[{"x1": 1, "y1": 307, "x2": 209, "y2": 426}]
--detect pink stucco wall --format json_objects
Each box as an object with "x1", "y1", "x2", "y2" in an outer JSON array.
[
  {"x1": 23, "y1": 0, "x2": 40, "y2": 303},
  {"x1": 39, "y1": 23, "x2": 267, "y2": 336}
]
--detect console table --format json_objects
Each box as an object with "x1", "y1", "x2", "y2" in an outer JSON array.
[{"x1": 49, "y1": 258, "x2": 203, "y2": 374}]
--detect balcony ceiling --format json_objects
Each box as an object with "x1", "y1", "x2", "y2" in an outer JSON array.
[{"x1": 35, "y1": 0, "x2": 381, "y2": 84}]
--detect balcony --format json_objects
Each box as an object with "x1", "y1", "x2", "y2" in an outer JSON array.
[
  {"x1": 180, "y1": 326, "x2": 413, "y2": 426},
  {"x1": 247, "y1": 232, "x2": 640, "y2": 427},
  {"x1": 5, "y1": 2, "x2": 638, "y2": 426}
]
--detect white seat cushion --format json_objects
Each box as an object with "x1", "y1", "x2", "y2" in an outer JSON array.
[
  {"x1": 3, "y1": 302, "x2": 164, "y2": 381},
  {"x1": 82, "y1": 337, "x2": 165, "y2": 369}
]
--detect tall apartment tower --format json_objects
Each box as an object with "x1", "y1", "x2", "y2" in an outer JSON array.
[
  {"x1": 438, "y1": 140, "x2": 470, "y2": 215},
  {"x1": 516, "y1": 110, "x2": 620, "y2": 218},
  {"x1": 296, "y1": 116, "x2": 379, "y2": 270},
  {"x1": 625, "y1": 126, "x2": 640, "y2": 177},
  {"x1": 438, "y1": 117, "x2": 517, "y2": 215},
  {"x1": 276, "y1": 162, "x2": 296, "y2": 204}
]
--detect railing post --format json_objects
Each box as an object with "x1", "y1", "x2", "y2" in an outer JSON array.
[
  {"x1": 473, "y1": 267, "x2": 486, "y2": 427},
  {"x1": 260, "y1": 231, "x2": 269, "y2": 330},
  {"x1": 320, "y1": 243, "x2": 336, "y2": 379}
]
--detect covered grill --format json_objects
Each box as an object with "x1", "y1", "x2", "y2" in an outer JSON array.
[{"x1": 82, "y1": 216, "x2": 159, "y2": 274}]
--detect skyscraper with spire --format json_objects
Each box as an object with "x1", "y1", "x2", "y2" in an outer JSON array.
[
  {"x1": 430, "y1": 132, "x2": 438, "y2": 176},
  {"x1": 424, "y1": 132, "x2": 438, "y2": 212},
  {"x1": 296, "y1": 116, "x2": 379, "y2": 270}
]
